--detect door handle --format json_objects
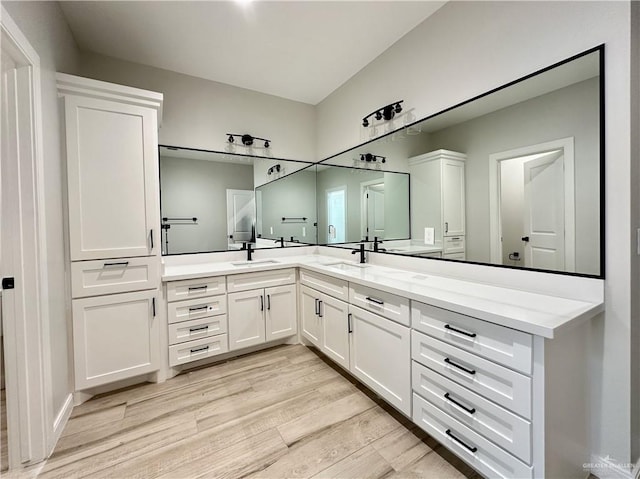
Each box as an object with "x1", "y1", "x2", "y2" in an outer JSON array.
[
  {"x1": 314, "y1": 298, "x2": 320, "y2": 315},
  {"x1": 445, "y1": 222, "x2": 449, "y2": 234},
  {"x1": 260, "y1": 295, "x2": 264, "y2": 311},
  {"x1": 521, "y1": 236, "x2": 530, "y2": 242},
  {"x1": 318, "y1": 300, "x2": 323, "y2": 318},
  {"x1": 348, "y1": 313, "x2": 352, "y2": 333},
  {"x1": 150, "y1": 229, "x2": 154, "y2": 250},
  {"x1": 267, "y1": 294, "x2": 271, "y2": 310}
]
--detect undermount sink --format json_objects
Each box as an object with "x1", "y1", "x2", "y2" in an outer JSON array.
[
  {"x1": 322, "y1": 261, "x2": 370, "y2": 270},
  {"x1": 231, "y1": 259, "x2": 281, "y2": 267}
]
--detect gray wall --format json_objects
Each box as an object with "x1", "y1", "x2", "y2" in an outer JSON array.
[
  {"x1": 3, "y1": 0, "x2": 80, "y2": 423},
  {"x1": 78, "y1": 52, "x2": 316, "y2": 162},
  {"x1": 427, "y1": 78, "x2": 599, "y2": 274},
  {"x1": 160, "y1": 157, "x2": 254, "y2": 254}
]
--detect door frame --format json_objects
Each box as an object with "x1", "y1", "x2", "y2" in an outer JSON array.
[
  {"x1": 489, "y1": 137, "x2": 575, "y2": 271},
  {"x1": 1, "y1": 6, "x2": 52, "y2": 468}
]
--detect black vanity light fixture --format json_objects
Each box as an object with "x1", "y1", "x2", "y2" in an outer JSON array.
[
  {"x1": 362, "y1": 100, "x2": 404, "y2": 127},
  {"x1": 267, "y1": 164, "x2": 281, "y2": 175},
  {"x1": 227, "y1": 133, "x2": 271, "y2": 148},
  {"x1": 360, "y1": 153, "x2": 386, "y2": 163}
]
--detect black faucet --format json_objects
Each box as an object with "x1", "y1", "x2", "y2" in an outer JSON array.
[
  {"x1": 245, "y1": 243, "x2": 253, "y2": 261},
  {"x1": 351, "y1": 243, "x2": 366, "y2": 264},
  {"x1": 373, "y1": 236, "x2": 384, "y2": 252},
  {"x1": 290, "y1": 236, "x2": 299, "y2": 243},
  {"x1": 274, "y1": 237, "x2": 285, "y2": 248}
]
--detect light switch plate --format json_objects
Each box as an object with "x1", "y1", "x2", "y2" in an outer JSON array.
[{"x1": 424, "y1": 227, "x2": 435, "y2": 245}]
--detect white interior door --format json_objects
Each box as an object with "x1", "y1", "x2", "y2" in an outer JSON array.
[
  {"x1": 365, "y1": 185, "x2": 385, "y2": 239},
  {"x1": 326, "y1": 187, "x2": 346, "y2": 244},
  {"x1": 523, "y1": 151, "x2": 565, "y2": 270},
  {"x1": 226, "y1": 189, "x2": 254, "y2": 246}
]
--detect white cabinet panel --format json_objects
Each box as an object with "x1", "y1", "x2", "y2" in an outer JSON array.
[
  {"x1": 72, "y1": 290, "x2": 159, "y2": 389},
  {"x1": 443, "y1": 158, "x2": 465, "y2": 237},
  {"x1": 349, "y1": 305, "x2": 411, "y2": 416},
  {"x1": 411, "y1": 331, "x2": 531, "y2": 419},
  {"x1": 265, "y1": 284, "x2": 297, "y2": 341},
  {"x1": 167, "y1": 295, "x2": 227, "y2": 324},
  {"x1": 320, "y1": 293, "x2": 350, "y2": 370},
  {"x1": 166, "y1": 276, "x2": 226, "y2": 302},
  {"x1": 413, "y1": 394, "x2": 532, "y2": 479},
  {"x1": 443, "y1": 236, "x2": 465, "y2": 254},
  {"x1": 349, "y1": 283, "x2": 410, "y2": 326},
  {"x1": 412, "y1": 301, "x2": 532, "y2": 375},
  {"x1": 301, "y1": 285, "x2": 321, "y2": 347},
  {"x1": 227, "y1": 268, "x2": 295, "y2": 293},
  {"x1": 63, "y1": 95, "x2": 159, "y2": 260},
  {"x1": 228, "y1": 290, "x2": 266, "y2": 350},
  {"x1": 299, "y1": 269, "x2": 349, "y2": 301},
  {"x1": 168, "y1": 316, "x2": 227, "y2": 345},
  {"x1": 169, "y1": 335, "x2": 228, "y2": 367},
  {"x1": 71, "y1": 257, "x2": 159, "y2": 298},
  {"x1": 412, "y1": 361, "x2": 532, "y2": 464}
]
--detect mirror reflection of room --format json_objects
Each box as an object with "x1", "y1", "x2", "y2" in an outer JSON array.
[
  {"x1": 320, "y1": 48, "x2": 600, "y2": 276},
  {"x1": 159, "y1": 147, "x2": 315, "y2": 254}
]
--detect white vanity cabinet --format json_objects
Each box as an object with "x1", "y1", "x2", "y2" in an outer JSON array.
[
  {"x1": 409, "y1": 149, "x2": 466, "y2": 259},
  {"x1": 58, "y1": 74, "x2": 163, "y2": 391},
  {"x1": 410, "y1": 300, "x2": 589, "y2": 479},
  {"x1": 227, "y1": 269, "x2": 297, "y2": 351},
  {"x1": 166, "y1": 276, "x2": 228, "y2": 366},
  {"x1": 300, "y1": 271, "x2": 411, "y2": 416}
]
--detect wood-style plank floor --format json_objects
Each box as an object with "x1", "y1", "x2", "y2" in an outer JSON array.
[
  {"x1": 1, "y1": 388, "x2": 7, "y2": 472},
  {"x1": 10, "y1": 345, "x2": 479, "y2": 479}
]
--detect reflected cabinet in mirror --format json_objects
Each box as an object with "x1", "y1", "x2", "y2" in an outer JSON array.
[
  {"x1": 159, "y1": 146, "x2": 315, "y2": 254},
  {"x1": 321, "y1": 46, "x2": 603, "y2": 277}
]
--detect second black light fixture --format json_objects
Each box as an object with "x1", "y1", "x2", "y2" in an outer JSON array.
[{"x1": 362, "y1": 100, "x2": 404, "y2": 127}]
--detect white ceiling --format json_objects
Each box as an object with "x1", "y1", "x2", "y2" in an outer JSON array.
[{"x1": 59, "y1": 1, "x2": 446, "y2": 105}]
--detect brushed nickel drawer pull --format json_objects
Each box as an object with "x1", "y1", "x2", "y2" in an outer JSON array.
[
  {"x1": 445, "y1": 429, "x2": 477, "y2": 453},
  {"x1": 188, "y1": 305, "x2": 208, "y2": 312},
  {"x1": 444, "y1": 324, "x2": 477, "y2": 338},
  {"x1": 189, "y1": 326, "x2": 209, "y2": 333},
  {"x1": 365, "y1": 296, "x2": 384, "y2": 305},
  {"x1": 444, "y1": 357, "x2": 476, "y2": 375},
  {"x1": 444, "y1": 392, "x2": 476, "y2": 414},
  {"x1": 190, "y1": 346, "x2": 209, "y2": 354}
]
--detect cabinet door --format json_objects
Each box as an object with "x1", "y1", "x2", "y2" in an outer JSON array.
[
  {"x1": 72, "y1": 290, "x2": 159, "y2": 390},
  {"x1": 442, "y1": 159, "x2": 465, "y2": 237},
  {"x1": 265, "y1": 284, "x2": 297, "y2": 341},
  {"x1": 228, "y1": 289, "x2": 265, "y2": 351},
  {"x1": 64, "y1": 95, "x2": 159, "y2": 260},
  {"x1": 300, "y1": 285, "x2": 321, "y2": 347},
  {"x1": 320, "y1": 294, "x2": 350, "y2": 370},
  {"x1": 349, "y1": 305, "x2": 411, "y2": 415}
]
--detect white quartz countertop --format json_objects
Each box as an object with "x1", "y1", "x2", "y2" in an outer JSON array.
[{"x1": 162, "y1": 254, "x2": 603, "y2": 339}]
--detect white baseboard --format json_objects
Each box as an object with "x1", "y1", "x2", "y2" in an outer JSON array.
[
  {"x1": 589, "y1": 455, "x2": 635, "y2": 479},
  {"x1": 50, "y1": 394, "x2": 73, "y2": 451}
]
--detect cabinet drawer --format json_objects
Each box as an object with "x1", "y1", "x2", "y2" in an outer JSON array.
[
  {"x1": 412, "y1": 302, "x2": 532, "y2": 375},
  {"x1": 71, "y1": 257, "x2": 159, "y2": 298},
  {"x1": 169, "y1": 335, "x2": 228, "y2": 367},
  {"x1": 166, "y1": 276, "x2": 226, "y2": 302},
  {"x1": 444, "y1": 236, "x2": 465, "y2": 253},
  {"x1": 168, "y1": 295, "x2": 227, "y2": 324},
  {"x1": 349, "y1": 284, "x2": 410, "y2": 326},
  {"x1": 411, "y1": 331, "x2": 531, "y2": 419},
  {"x1": 227, "y1": 268, "x2": 295, "y2": 293},
  {"x1": 413, "y1": 394, "x2": 532, "y2": 479},
  {"x1": 299, "y1": 269, "x2": 348, "y2": 301},
  {"x1": 412, "y1": 361, "x2": 531, "y2": 463},
  {"x1": 168, "y1": 316, "x2": 228, "y2": 345}
]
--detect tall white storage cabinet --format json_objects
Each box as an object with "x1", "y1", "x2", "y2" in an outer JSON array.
[
  {"x1": 409, "y1": 150, "x2": 466, "y2": 259},
  {"x1": 58, "y1": 74, "x2": 163, "y2": 391}
]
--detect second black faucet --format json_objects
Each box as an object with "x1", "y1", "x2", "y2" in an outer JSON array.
[{"x1": 352, "y1": 243, "x2": 366, "y2": 264}]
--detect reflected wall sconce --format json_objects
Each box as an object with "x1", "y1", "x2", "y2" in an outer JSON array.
[
  {"x1": 267, "y1": 164, "x2": 281, "y2": 175},
  {"x1": 360, "y1": 153, "x2": 386, "y2": 163},
  {"x1": 362, "y1": 100, "x2": 404, "y2": 127},
  {"x1": 227, "y1": 133, "x2": 271, "y2": 148}
]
